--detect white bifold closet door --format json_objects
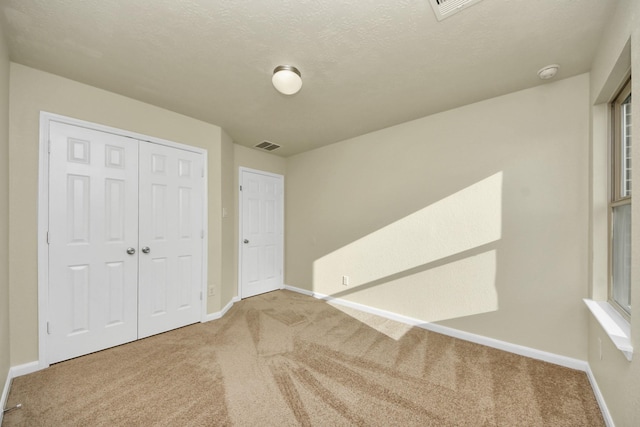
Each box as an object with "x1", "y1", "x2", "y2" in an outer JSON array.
[{"x1": 47, "y1": 121, "x2": 203, "y2": 364}]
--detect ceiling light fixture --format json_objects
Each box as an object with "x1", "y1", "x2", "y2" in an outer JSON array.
[
  {"x1": 537, "y1": 64, "x2": 559, "y2": 80},
  {"x1": 272, "y1": 65, "x2": 302, "y2": 95}
]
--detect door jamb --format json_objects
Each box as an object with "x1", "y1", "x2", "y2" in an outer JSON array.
[
  {"x1": 38, "y1": 112, "x2": 208, "y2": 369},
  {"x1": 237, "y1": 167, "x2": 284, "y2": 299}
]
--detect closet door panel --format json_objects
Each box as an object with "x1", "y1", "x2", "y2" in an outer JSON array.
[
  {"x1": 48, "y1": 122, "x2": 139, "y2": 364},
  {"x1": 138, "y1": 142, "x2": 204, "y2": 338}
]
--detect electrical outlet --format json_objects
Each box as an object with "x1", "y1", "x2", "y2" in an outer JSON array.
[
  {"x1": 208, "y1": 287, "x2": 215, "y2": 297},
  {"x1": 342, "y1": 275, "x2": 350, "y2": 286}
]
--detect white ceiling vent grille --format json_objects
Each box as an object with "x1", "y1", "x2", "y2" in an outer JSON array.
[
  {"x1": 255, "y1": 141, "x2": 281, "y2": 152},
  {"x1": 429, "y1": 0, "x2": 484, "y2": 21}
]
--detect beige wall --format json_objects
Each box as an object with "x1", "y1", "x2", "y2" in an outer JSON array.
[
  {"x1": 233, "y1": 144, "x2": 287, "y2": 176},
  {"x1": 588, "y1": 0, "x2": 640, "y2": 425},
  {"x1": 286, "y1": 74, "x2": 590, "y2": 360},
  {"x1": 0, "y1": 20, "x2": 11, "y2": 395},
  {"x1": 8, "y1": 64, "x2": 224, "y2": 365},
  {"x1": 220, "y1": 131, "x2": 235, "y2": 306}
]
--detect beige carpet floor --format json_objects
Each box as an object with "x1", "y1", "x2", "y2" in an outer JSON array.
[{"x1": 3, "y1": 290, "x2": 604, "y2": 426}]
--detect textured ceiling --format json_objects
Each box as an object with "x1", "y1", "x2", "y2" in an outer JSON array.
[{"x1": 0, "y1": 0, "x2": 616, "y2": 157}]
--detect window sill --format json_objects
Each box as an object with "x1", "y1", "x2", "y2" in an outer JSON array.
[{"x1": 584, "y1": 299, "x2": 633, "y2": 361}]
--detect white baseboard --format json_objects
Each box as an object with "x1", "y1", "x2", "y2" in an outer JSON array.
[
  {"x1": 283, "y1": 284, "x2": 313, "y2": 297},
  {"x1": 283, "y1": 285, "x2": 588, "y2": 371},
  {"x1": 203, "y1": 296, "x2": 240, "y2": 322},
  {"x1": 283, "y1": 285, "x2": 614, "y2": 422},
  {"x1": 1, "y1": 360, "x2": 41, "y2": 424},
  {"x1": 1, "y1": 368, "x2": 11, "y2": 425},
  {"x1": 586, "y1": 365, "x2": 615, "y2": 427},
  {"x1": 10, "y1": 361, "x2": 40, "y2": 378}
]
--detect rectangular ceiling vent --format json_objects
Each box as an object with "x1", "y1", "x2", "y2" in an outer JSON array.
[
  {"x1": 254, "y1": 141, "x2": 281, "y2": 152},
  {"x1": 429, "y1": 0, "x2": 484, "y2": 21}
]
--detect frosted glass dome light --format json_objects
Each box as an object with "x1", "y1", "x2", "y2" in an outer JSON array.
[
  {"x1": 272, "y1": 65, "x2": 302, "y2": 95},
  {"x1": 537, "y1": 64, "x2": 559, "y2": 80}
]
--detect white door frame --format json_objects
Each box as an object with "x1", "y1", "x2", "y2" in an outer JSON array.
[
  {"x1": 38, "y1": 112, "x2": 208, "y2": 369},
  {"x1": 238, "y1": 167, "x2": 284, "y2": 299}
]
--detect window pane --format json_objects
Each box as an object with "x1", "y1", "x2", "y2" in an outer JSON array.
[
  {"x1": 612, "y1": 203, "x2": 631, "y2": 314},
  {"x1": 621, "y1": 93, "x2": 632, "y2": 197}
]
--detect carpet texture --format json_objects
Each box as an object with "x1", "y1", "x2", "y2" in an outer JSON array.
[{"x1": 3, "y1": 290, "x2": 604, "y2": 426}]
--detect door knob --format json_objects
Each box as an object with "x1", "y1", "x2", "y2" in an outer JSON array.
[
  {"x1": 141, "y1": 246, "x2": 150, "y2": 254},
  {"x1": 244, "y1": 239, "x2": 249, "y2": 244},
  {"x1": 126, "y1": 247, "x2": 136, "y2": 255}
]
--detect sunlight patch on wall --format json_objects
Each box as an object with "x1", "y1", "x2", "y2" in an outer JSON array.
[
  {"x1": 313, "y1": 172, "x2": 503, "y2": 293},
  {"x1": 323, "y1": 250, "x2": 498, "y2": 340},
  {"x1": 354, "y1": 249, "x2": 497, "y2": 323}
]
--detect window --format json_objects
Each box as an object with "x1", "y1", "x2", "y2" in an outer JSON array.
[{"x1": 610, "y1": 78, "x2": 632, "y2": 316}]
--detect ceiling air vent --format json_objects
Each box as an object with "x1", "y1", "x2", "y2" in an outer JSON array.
[
  {"x1": 254, "y1": 141, "x2": 281, "y2": 152},
  {"x1": 429, "y1": 0, "x2": 484, "y2": 21}
]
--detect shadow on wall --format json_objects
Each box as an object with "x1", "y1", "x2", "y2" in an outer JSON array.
[{"x1": 312, "y1": 172, "x2": 503, "y2": 327}]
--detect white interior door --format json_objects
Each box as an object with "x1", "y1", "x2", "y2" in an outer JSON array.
[
  {"x1": 240, "y1": 169, "x2": 283, "y2": 298},
  {"x1": 138, "y1": 142, "x2": 204, "y2": 338},
  {"x1": 48, "y1": 122, "x2": 139, "y2": 364}
]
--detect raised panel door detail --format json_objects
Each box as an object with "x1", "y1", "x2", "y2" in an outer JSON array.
[
  {"x1": 68, "y1": 264, "x2": 90, "y2": 335},
  {"x1": 67, "y1": 174, "x2": 90, "y2": 244},
  {"x1": 247, "y1": 247, "x2": 260, "y2": 283},
  {"x1": 265, "y1": 199, "x2": 275, "y2": 234},
  {"x1": 249, "y1": 198, "x2": 260, "y2": 234},
  {"x1": 151, "y1": 258, "x2": 168, "y2": 315},
  {"x1": 105, "y1": 179, "x2": 125, "y2": 242},
  {"x1": 105, "y1": 261, "x2": 125, "y2": 326},
  {"x1": 265, "y1": 245, "x2": 276, "y2": 279},
  {"x1": 178, "y1": 255, "x2": 192, "y2": 308},
  {"x1": 67, "y1": 138, "x2": 90, "y2": 164},
  {"x1": 178, "y1": 159, "x2": 191, "y2": 177},
  {"x1": 152, "y1": 184, "x2": 167, "y2": 240},
  {"x1": 265, "y1": 181, "x2": 275, "y2": 196},
  {"x1": 248, "y1": 179, "x2": 259, "y2": 194},
  {"x1": 179, "y1": 187, "x2": 192, "y2": 239},
  {"x1": 152, "y1": 154, "x2": 166, "y2": 174},
  {"x1": 105, "y1": 145, "x2": 125, "y2": 169}
]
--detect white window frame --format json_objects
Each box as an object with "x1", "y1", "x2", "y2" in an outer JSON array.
[
  {"x1": 609, "y1": 78, "x2": 632, "y2": 318},
  {"x1": 585, "y1": 64, "x2": 633, "y2": 362}
]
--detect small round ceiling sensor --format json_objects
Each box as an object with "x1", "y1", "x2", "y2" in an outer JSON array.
[{"x1": 537, "y1": 64, "x2": 559, "y2": 80}]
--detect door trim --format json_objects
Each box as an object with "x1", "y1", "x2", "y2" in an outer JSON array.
[
  {"x1": 38, "y1": 112, "x2": 208, "y2": 368},
  {"x1": 238, "y1": 167, "x2": 284, "y2": 299}
]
